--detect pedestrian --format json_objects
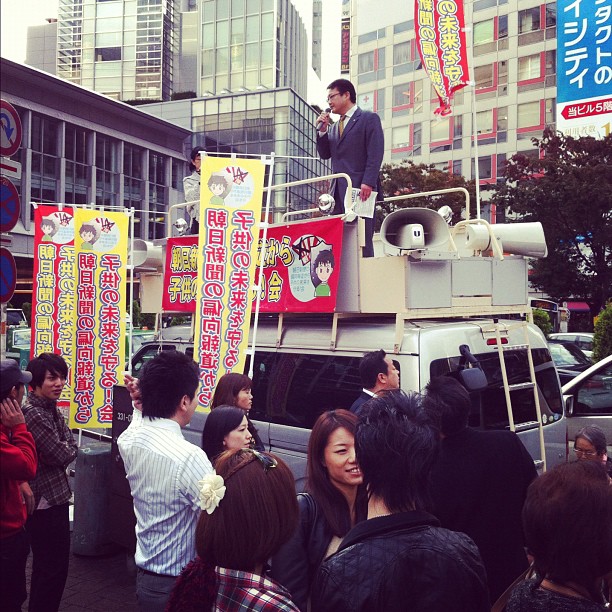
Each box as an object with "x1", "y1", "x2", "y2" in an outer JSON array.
[
  {"x1": 22, "y1": 353, "x2": 78, "y2": 612},
  {"x1": 0, "y1": 359, "x2": 37, "y2": 612},
  {"x1": 506, "y1": 461, "x2": 612, "y2": 611},
  {"x1": 183, "y1": 145, "x2": 204, "y2": 234},
  {"x1": 271, "y1": 409, "x2": 367, "y2": 611},
  {"x1": 312, "y1": 390, "x2": 489, "y2": 612},
  {"x1": 316, "y1": 78, "x2": 384, "y2": 257},
  {"x1": 201, "y1": 405, "x2": 253, "y2": 463},
  {"x1": 211, "y1": 372, "x2": 263, "y2": 450},
  {"x1": 349, "y1": 349, "x2": 400, "y2": 413},
  {"x1": 167, "y1": 448, "x2": 299, "y2": 611},
  {"x1": 118, "y1": 351, "x2": 214, "y2": 612},
  {"x1": 423, "y1": 375, "x2": 537, "y2": 603}
]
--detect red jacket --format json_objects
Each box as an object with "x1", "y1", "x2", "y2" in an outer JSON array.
[{"x1": 1, "y1": 423, "x2": 37, "y2": 538}]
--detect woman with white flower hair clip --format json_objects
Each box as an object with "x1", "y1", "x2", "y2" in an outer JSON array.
[{"x1": 167, "y1": 448, "x2": 300, "y2": 611}]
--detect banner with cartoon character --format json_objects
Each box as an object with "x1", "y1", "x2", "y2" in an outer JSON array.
[
  {"x1": 193, "y1": 156, "x2": 265, "y2": 409},
  {"x1": 162, "y1": 236, "x2": 198, "y2": 312},
  {"x1": 71, "y1": 209, "x2": 128, "y2": 428},
  {"x1": 31, "y1": 205, "x2": 76, "y2": 418},
  {"x1": 255, "y1": 216, "x2": 344, "y2": 313}
]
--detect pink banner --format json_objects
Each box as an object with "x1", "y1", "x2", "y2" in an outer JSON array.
[
  {"x1": 415, "y1": 0, "x2": 470, "y2": 116},
  {"x1": 162, "y1": 236, "x2": 198, "y2": 312}
]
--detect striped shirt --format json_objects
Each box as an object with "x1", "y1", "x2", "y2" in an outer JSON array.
[{"x1": 118, "y1": 409, "x2": 213, "y2": 576}]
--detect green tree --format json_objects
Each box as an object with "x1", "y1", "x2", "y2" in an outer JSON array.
[
  {"x1": 492, "y1": 129, "x2": 612, "y2": 318},
  {"x1": 593, "y1": 303, "x2": 612, "y2": 362},
  {"x1": 532, "y1": 308, "x2": 552, "y2": 337},
  {"x1": 378, "y1": 161, "x2": 476, "y2": 229}
]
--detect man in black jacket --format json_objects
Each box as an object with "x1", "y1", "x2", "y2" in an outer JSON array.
[
  {"x1": 423, "y1": 376, "x2": 537, "y2": 603},
  {"x1": 312, "y1": 391, "x2": 489, "y2": 612},
  {"x1": 349, "y1": 349, "x2": 399, "y2": 414}
]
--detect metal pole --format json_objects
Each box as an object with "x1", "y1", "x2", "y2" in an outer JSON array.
[{"x1": 465, "y1": 16, "x2": 481, "y2": 219}]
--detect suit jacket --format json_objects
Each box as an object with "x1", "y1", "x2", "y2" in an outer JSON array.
[
  {"x1": 349, "y1": 390, "x2": 374, "y2": 414},
  {"x1": 429, "y1": 427, "x2": 537, "y2": 603},
  {"x1": 316, "y1": 107, "x2": 384, "y2": 213}
]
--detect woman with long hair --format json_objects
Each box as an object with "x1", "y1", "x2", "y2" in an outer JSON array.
[
  {"x1": 167, "y1": 449, "x2": 299, "y2": 611},
  {"x1": 211, "y1": 373, "x2": 263, "y2": 450},
  {"x1": 271, "y1": 409, "x2": 367, "y2": 611},
  {"x1": 201, "y1": 405, "x2": 252, "y2": 464}
]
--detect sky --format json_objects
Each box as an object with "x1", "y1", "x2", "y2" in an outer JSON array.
[{"x1": 0, "y1": 0, "x2": 341, "y2": 106}]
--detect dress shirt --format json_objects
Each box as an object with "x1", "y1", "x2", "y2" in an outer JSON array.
[
  {"x1": 118, "y1": 409, "x2": 213, "y2": 576},
  {"x1": 318, "y1": 105, "x2": 358, "y2": 137}
]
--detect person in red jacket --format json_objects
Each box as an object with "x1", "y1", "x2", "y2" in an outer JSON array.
[{"x1": 0, "y1": 359, "x2": 37, "y2": 612}]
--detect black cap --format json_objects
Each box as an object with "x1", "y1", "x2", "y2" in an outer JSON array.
[{"x1": 0, "y1": 359, "x2": 32, "y2": 394}]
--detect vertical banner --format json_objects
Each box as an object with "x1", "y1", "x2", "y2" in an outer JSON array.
[
  {"x1": 194, "y1": 156, "x2": 265, "y2": 409},
  {"x1": 162, "y1": 235, "x2": 198, "y2": 312},
  {"x1": 31, "y1": 205, "x2": 76, "y2": 417},
  {"x1": 72, "y1": 209, "x2": 128, "y2": 428},
  {"x1": 341, "y1": 18, "x2": 351, "y2": 73},
  {"x1": 556, "y1": 0, "x2": 612, "y2": 138},
  {"x1": 415, "y1": 0, "x2": 470, "y2": 116}
]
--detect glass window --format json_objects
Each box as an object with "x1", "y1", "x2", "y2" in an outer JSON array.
[
  {"x1": 95, "y1": 47, "x2": 121, "y2": 61},
  {"x1": 519, "y1": 7, "x2": 540, "y2": 33},
  {"x1": 475, "y1": 64, "x2": 494, "y2": 89},
  {"x1": 498, "y1": 14, "x2": 508, "y2": 38},
  {"x1": 393, "y1": 42, "x2": 410, "y2": 65},
  {"x1": 497, "y1": 106, "x2": 508, "y2": 131},
  {"x1": 517, "y1": 101, "x2": 541, "y2": 128},
  {"x1": 358, "y1": 51, "x2": 374, "y2": 74},
  {"x1": 392, "y1": 125, "x2": 410, "y2": 148},
  {"x1": 545, "y1": 2, "x2": 556, "y2": 27},
  {"x1": 217, "y1": 20, "x2": 229, "y2": 46},
  {"x1": 261, "y1": 12, "x2": 273, "y2": 39},
  {"x1": 474, "y1": 19, "x2": 494, "y2": 44},
  {"x1": 545, "y1": 98, "x2": 555, "y2": 124},
  {"x1": 431, "y1": 119, "x2": 450, "y2": 141},
  {"x1": 477, "y1": 109, "x2": 494, "y2": 134},
  {"x1": 393, "y1": 83, "x2": 410, "y2": 106},
  {"x1": 518, "y1": 54, "x2": 541, "y2": 81},
  {"x1": 499, "y1": 60, "x2": 508, "y2": 84},
  {"x1": 545, "y1": 50, "x2": 556, "y2": 74}
]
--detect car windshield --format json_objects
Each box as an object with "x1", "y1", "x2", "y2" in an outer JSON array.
[
  {"x1": 548, "y1": 342, "x2": 590, "y2": 367},
  {"x1": 11, "y1": 327, "x2": 31, "y2": 348}
]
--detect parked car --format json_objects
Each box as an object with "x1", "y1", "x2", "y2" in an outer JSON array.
[
  {"x1": 562, "y1": 354, "x2": 612, "y2": 456},
  {"x1": 7, "y1": 308, "x2": 27, "y2": 326},
  {"x1": 547, "y1": 340, "x2": 592, "y2": 385},
  {"x1": 549, "y1": 332, "x2": 594, "y2": 359}
]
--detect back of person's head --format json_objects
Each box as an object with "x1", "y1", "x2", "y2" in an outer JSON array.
[
  {"x1": 27, "y1": 353, "x2": 68, "y2": 390},
  {"x1": 307, "y1": 409, "x2": 366, "y2": 536},
  {"x1": 356, "y1": 390, "x2": 438, "y2": 513},
  {"x1": 522, "y1": 461, "x2": 612, "y2": 600},
  {"x1": 359, "y1": 349, "x2": 388, "y2": 389},
  {"x1": 140, "y1": 351, "x2": 199, "y2": 419},
  {"x1": 327, "y1": 78, "x2": 356, "y2": 103},
  {"x1": 575, "y1": 425, "x2": 608, "y2": 456},
  {"x1": 211, "y1": 373, "x2": 252, "y2": 408},
  {"x1": 201, "y1": 405, "x2": 246, "y2": 462},
  {"x1": 422, "y1": 376, "x2": 471, "y2": 436},
  {"x1": 196, "y1": 449, "x2": 298, "y2": 570}
]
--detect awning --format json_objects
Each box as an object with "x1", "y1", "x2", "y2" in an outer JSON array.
[{"x1": 566, "y1": 301, "x2": 590, "y2": 312}]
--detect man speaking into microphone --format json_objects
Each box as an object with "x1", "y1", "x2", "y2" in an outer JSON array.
[{"x1": 316, "y1": 78, "x2": 384, "y2": 258}]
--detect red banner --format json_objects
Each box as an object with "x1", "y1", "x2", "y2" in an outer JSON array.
[
  {"x1": 415, "y1": 0, "x2": 470, "y2": 116},
  {"x1": 162, "y1": 236, "x2": 198, "y2": 312},
  {"x1": 255, "y1": 217, "x2": 344, "y2": 313}
]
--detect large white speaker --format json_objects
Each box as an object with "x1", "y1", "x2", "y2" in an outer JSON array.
[
  {"x1": 130, "y1": 239, "x2": 164, "y2": 270},
  {"x1": 463, "y1": 222, "x2": 547, "y2": 258},
  {"x1": 380, "y1": 208, "x2": 452, "y2": 252}
]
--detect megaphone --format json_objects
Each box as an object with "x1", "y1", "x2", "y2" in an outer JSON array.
[
  {"x1": 380, "y1": 207, "x2": 452, "y2": 253},
  {"x1": 462, "y1": 222, "x2": 547, "y2": 258},
  {"x1": 130, "y1": 239, "x2": 164, "y2": 270}
]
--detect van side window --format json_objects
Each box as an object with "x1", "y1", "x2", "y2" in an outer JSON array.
[
  {"x1": 248, "y1": 352, "x2": 363, "y2": 429},
  {"x1": 430, "y1": 348, "x2": 562, "y2": 430},
  {"x1": 131, "y1": 344, "x2": 178, "y2": 378},
  {"x1": 574, "y1": 363, "x2": 612, "y2": 416}
]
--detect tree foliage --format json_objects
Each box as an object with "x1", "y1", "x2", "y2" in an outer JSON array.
[
  {"x1": 378, "y1": 161, "x2": 476, "y2": 229},
  {"x1": 492, "y1": 129, "x2": 612, "y2": 316},
  {"x1": 532, "y1": 308, "x2": 552, "y2": 337},
  {"x1": 593, "y1": 303, "x2": 612, "y2": 362}
]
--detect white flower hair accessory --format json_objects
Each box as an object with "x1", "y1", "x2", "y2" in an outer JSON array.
[{"x1": 198, "y1": 473, "x2": 226, "y2": 514}]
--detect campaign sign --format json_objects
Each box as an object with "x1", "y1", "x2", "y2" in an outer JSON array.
[{"x1": 162, "y1": 235, "x2": 198, "y2": 312}]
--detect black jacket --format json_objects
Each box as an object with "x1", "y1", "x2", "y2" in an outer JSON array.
[
  {"x1": 271, "y1": 494, "x2": 332, "y2": 611},
  {"x1": 311, "y1": 511, "x2": 490, "y2": 612},
  {"x1": 349, "y1": 390, "x2": 373, "y2": 414}
]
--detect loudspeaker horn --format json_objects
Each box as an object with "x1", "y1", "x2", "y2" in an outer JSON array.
[
  {"x1": 463, "y1": 222, "x2": 548, "y2": 258},
  {"x1": 380, "y1": 207, "x2": 452, "y2": 252},
  {"x1": 130, "y1": 239, "x2": 164, "y2": 270}
]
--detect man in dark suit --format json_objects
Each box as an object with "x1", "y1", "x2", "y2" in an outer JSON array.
[
  {"x1": 423, "y1": 376, "x2": 537, "y2": 604},
  {"x1": 350, "y1": 349, "x2": 399, "y2": 414},
  {"x1": 316, "y1": 79, "x2": 384, "y2": 257}
]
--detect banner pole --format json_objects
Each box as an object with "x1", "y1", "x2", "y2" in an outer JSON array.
[
  {"x1": 465, "y1": 16, "x2": 481, "y2": 219},
  {"x1": 127, "y1": 207, "x2": 135, "y2": 374},
  {"x1": 247, "y1": 153, "x2": 275, "y2": 381}
]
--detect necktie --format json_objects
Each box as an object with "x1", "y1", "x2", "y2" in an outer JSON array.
[{"x1": 339, "y1": 115, "x2": 346, "y2": 137}]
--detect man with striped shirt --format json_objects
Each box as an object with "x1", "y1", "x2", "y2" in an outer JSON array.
[{"x1": 118, "y1": 351, "x2": 213, "y2": 612}]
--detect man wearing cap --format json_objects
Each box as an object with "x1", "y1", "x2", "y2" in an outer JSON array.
[
  {"x1": 0, "y1": 359, "x2": 37, "y2": 612},
  {"x1": 22, "y1": 353, "x2": 77, "y2": 612}
]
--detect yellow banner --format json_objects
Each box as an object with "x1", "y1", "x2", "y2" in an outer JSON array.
[
  {"x1": 194, "y1": 156, "x2": 265, "y2": 409},
  {"x1": 71, "y1": 209, "x2": 128, "y2": 428}
]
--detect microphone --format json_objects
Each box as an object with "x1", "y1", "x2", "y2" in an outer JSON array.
[{"x1": 316, "y1": 107, "x2": 331, "y2": 131}]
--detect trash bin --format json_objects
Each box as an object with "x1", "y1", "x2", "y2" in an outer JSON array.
[{"x1": 72, "y1": 442, "x2": 119, "y2": 556}]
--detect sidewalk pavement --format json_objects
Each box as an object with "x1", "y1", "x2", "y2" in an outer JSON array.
[{"x1": 23, "y1": 535, "x2": 138, "y2": 612}]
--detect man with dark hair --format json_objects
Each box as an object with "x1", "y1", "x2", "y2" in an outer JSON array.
[
  {"x1": 312, "y1": 391, "x2": 489, "y2": 611},
  {"x1": 316, "y1": 78, "x2": 384, "y2": 258},
  {"x1": 22, "y1": 353, "x2": 77, "y2": 612},
  {"x1": 423, "y1": 376, "x2": 537, "y2": 603},
  {"x1": 118, "y1": 351, "x2": 213, "y2": 612},
  {"x1": 1, "y1": 359, "x2": 36, "y2": 612},
  {"x1": 349, "y1": 349, "x2": 399, "y2": 413}
]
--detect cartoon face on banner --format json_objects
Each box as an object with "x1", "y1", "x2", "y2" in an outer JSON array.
[
  {"x1": 287, "y1": 235, "x2": 335, "y2": 302},
  {"x1": 39, "y1": 210, "x2": 74, "y2": 244},
  {"x1": 77, "y1": 217, "x2": 120, "y2": 252},
  {"x1": 211, "y1": 165, "x2": 257, "y2": 208}
]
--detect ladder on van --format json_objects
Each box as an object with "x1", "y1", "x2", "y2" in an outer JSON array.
[{"x1": 488, "y1": 320, "x2": 547, "y2": 473}]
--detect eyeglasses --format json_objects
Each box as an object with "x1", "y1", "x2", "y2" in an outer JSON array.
[
  {"x1": 327, "y1": 92, "x2": 342, "y2": 103},
  {"x1": 245, "y1": 448, "x2": 277, "y2": 472},
  {"x1": 573, "y1": 447, "x2": 598, "y2": 457}
]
